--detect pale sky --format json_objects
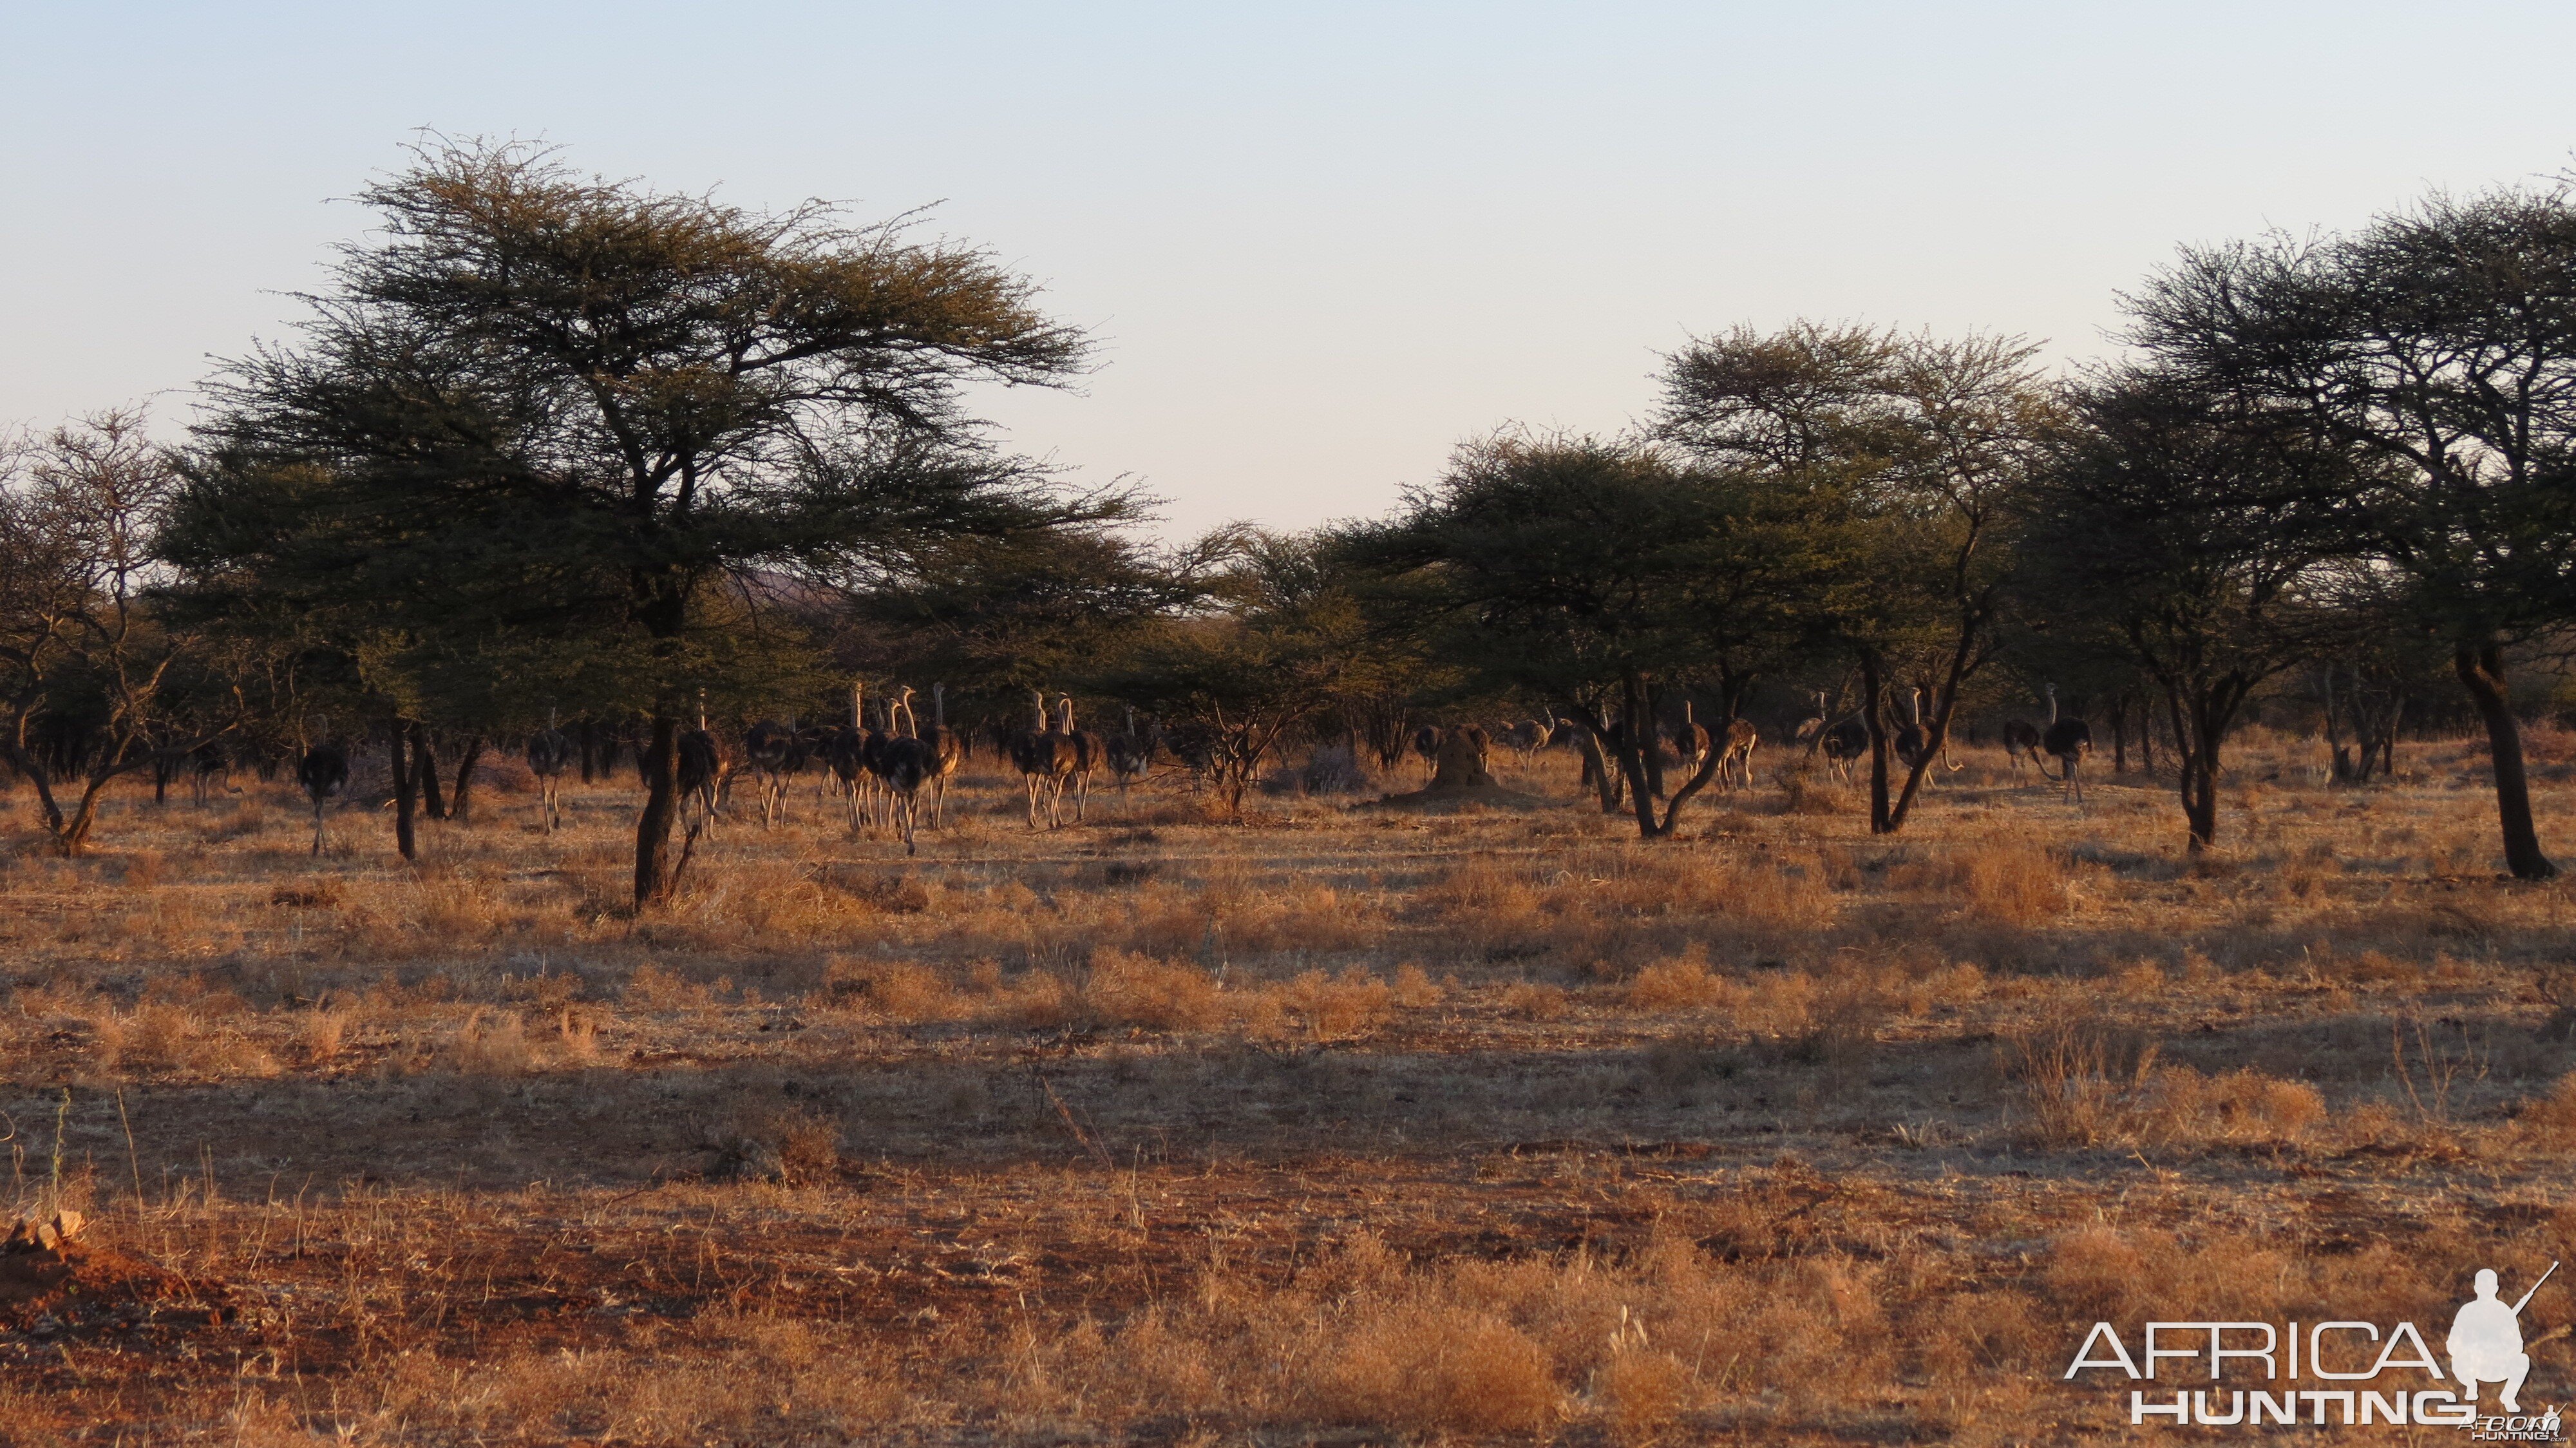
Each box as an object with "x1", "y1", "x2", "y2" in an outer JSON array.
[{"x1": 5, "y1": 3, "x2": 2572, "y2": 537}]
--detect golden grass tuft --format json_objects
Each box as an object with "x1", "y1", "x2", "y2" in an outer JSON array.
[
  {"x1": 1623, "y1": 951, "x2": 1736, "y2": 1012},
  {"x1": 1952, "y1": 841, "x2": 2069, "y2": 924}
]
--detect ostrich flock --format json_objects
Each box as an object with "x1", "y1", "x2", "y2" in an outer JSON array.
[{"x1": 256, "y1": 680, "x2": 2102, "y2": 861}]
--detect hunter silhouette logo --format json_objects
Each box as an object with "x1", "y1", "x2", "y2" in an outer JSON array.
[
  {"x1": 2455, "y1": 1263, "x2": 2552, "y2": 1414},
  {"x1": 2062, "y1": 1261, "x2": 2562, "y2": 1434}
]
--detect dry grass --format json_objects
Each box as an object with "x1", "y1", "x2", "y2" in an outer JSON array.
[{"x1": 5, "y1": 733, "x2": 2576, "y2": 1442}]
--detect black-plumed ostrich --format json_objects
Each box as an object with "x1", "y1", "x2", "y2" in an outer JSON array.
[
  {"x1": 1106, "y1": 707, "x2": 1157, "y2": 794},
  {"x1": 1009, "y1": 688, "x2": 1080, "y2": 828},
  {"x1": 297, "y1": 719, "x2": 350, "y2": 857},
  {"x1": 526, "y1": 708, "x2": 574, "y2": 834},
  {"x1": 1057, "y1": 694, "x2": 1108, "y2": 822},
  {"x1": 676, "y1": 694, "x2": 724, "y2": 837},
  {"x1": 2038, "y1": 683, "x2": 2094, "y2": 807},
  {"x1": 875, "y1": 696, "x2": 931, "y2": 855},
  {"x1": 917, "y1": 685, "x2": 966, "y2": 830}
]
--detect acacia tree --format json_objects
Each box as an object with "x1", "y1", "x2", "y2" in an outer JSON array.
[
  {"x1": 1096, "y1": 530, "x2": 1379, "y2": 817},
  {"x1": 0, "y1": 411, "x2": 239, "y2": 854},
  {"x1": 1653, "y1": 325, "x2": 2054, "y2": 834},
  {"x1": 2018, "y1": 367, "x2": 2364, "y2": 848},
  {"x1": 1347, "y1": 433, "x2": 1821, "y2": 839},
  {"x1": 842, "y1": 524, "x2": 1231, "y2": 736},
  {"x1": 171, "y1": 142, "x2": 1097, "y2": 902},
  {"x1": 2125, "y1": 184, "x2": 2576, "y2": 879}
]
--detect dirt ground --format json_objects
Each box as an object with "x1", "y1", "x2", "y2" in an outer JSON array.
[{"x1": 6, "y1": 732, "x2": 2576, "y2": 1444}]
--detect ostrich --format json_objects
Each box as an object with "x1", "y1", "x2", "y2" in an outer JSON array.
[
  {"x1": 1670, "y1": 702, "x2": 1712, "y2": 776},
  {"x1": 2039, "y1": 683, "x2": 2094, "y2": 807},
  {"x1": 741, "y1": 717, "x2": 798, "y2": 827},
  {"x1": 2000, "y1": 698, "x2": 2046, "y2": 779},
  {"x1": 874, "y1": 709, "x2": 931, "y2": 856},
  {"x1": 1718, "y1": 716, "x2": 1759, "y2": 790},
  {"x1": 1794, "y1": 691, "x2": 1828, "y2": 750},
  {"x1": 677, "y1": 696, "x2": 724, "y2": 838},
  {"x1": 1819, "y1": 709, "x2": 1868, "y2": 783},
  {"x1": 296, "y1": 721, "x2": 349, "y2": 857},
  {"x1": 1163, "y1": 719, "x2": 1218, "y2": 791},
  {"x1": 1497, "y1": 718, "x2": 1548, "y2": 765},
  {"x1": 1106, "y1": 707, "x2": 1157, "y2": 793},
  {"x1": 1009, "y1": 688, "x2": 1079, "y2": 828},
  {"x1": 918, "y1": 684, "x2": 966, "y2": 829},
  {"x1": 1898, "y1": 687, "x2": 1965, "y2": 776},
  {"x1": 1057, "y1": 694, "x2": 1107, "y2": 821},
  {"x1": 187, "y1": 741, "x2": 235, "y2": 806},
  {"x1": 526, "y1": 708, "x2": 574, "y2": 834},
  {"x1": 862, "y1": 696, "x2": 906, "y2": 819},
  {"x1": 794, "y1": 721, "x2": 838, "y2": 810},
  {"x1": 1893, "y1": 687, "x2": 1931, "y2": 772},
  {"x1": 1408, "y1": 724, "x2": 1447, "y2": 783},
  {"x1": 824, "y1": 683, "x2": 875, "y2": 832}
]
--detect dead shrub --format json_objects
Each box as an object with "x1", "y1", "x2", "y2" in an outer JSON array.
[
  {"x1": 2515, "y1": 1072, "x2": 2576, "y2": 1150},
  {"x1": 1779, "y1": 985, "x2": 1884, "y2": 1073},
  {"x1": 1085, "y1": 950, "x2": 1226, "y2": 1031},
  {"x1": 1953, "y1": 842, "x2": 2069, "y2": 924},
  {"x1": 2003, "y1": 1018, "x2": 2158, "y2": 1147},
  {"x1": 97, "y1": 1003, "x2": 277, "y2": 1078},
  {"x1": 823, "y1": 960, "x2": 956, "y2": 1023},
  {"x1": 1283, "y1": 967, "x2": 1394, "y2": 1040},
  {"x1": 625, "y1": 964, "x2": 719, "y2": 1012},
  {"x1": 1623, "y1": 953, "x2": 1736, "y2": 1013},
  {"x1": 439, "y1": 1008, "x2": 535, "y2": 1075},
  {"x1": 1597, "y1": 1345, "x2": 1690, "y2": 1438},
  {"x1": 2041, "y1": 1226, "x2": 2155, "y2": 1322},
  {"x1": 1418, "y1": 859, "x2": 1548, "y2": 940},
  {"x1": 2139, "y1": 1066, "x2": 2325, "y2": 1143},
  {"x1": 1390, "y1": 963, "x2": 1444, "y2": 1008},
  {"x1": 706, "y1": 1105, "x2": 841, "y2": 1185},
  {"x1": 1308, "y1": 1304, "x2": 1562, "y2": 1434},
  {"x1": 1500, "y1": 980, "x2": 1572, "y2": 1022},
  {"x1": 2005, "y1": 1019, "x2": 2321, "y2": 1147},
  {"x1": 554, "y1": 1005, "x2": 600, "y2": 1063},
  {"x1": 297, "y1": 1007, "x2": 352, "y2": 1066}
]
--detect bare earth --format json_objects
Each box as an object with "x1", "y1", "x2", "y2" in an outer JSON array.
[{"x1": 6, "y1": 734, "x2": 2576, "y2": 1444}]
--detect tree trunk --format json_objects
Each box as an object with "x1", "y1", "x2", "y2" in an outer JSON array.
[
  {"x1": 1617, "y1": 672, "x2": 1660, "y2": 836},
  {"x1": 1861, "y1": 651, "x2": 1894, "y2": 834},
  {"x1": 2179, "y1": 700, "x2": 2221, "y2": 852},
  {"x1": 449, "y1": 735, "x2": 486, "y2": 824},
  {"x1": 392, "y1": 722, "x2": 420, "y2": 862},
  {"x1": 415, "y1": 726, "x2": 447, "y2": 821},
  {"x1": 8, "y1": 746, "x2": 70, "y2": 841},
  {"x1": 53, "y1": 774, "x2": 113, "y2": 857},
  {"x1": 1569, "y1": 707, "x2": 1622, "y2": 813},
  {"x1": 1586, "y1": 680, "x2": 1721, "y2": 841},
  {"x1": 1641, "y1": 684, "x2": 1667, "y2": 802},
  {"x1": 2110, "y1": 694, "x2": 2129, "y2": 774},
  {"x1": 2456, "y1": 643, "x2": 2557, "y2": 880},
  {"x1": 578, "y1": 719, "x2": 598, "y2": 784},
  {"x1": 635, "y1": 714, "x2": 682, "y2": 906}
]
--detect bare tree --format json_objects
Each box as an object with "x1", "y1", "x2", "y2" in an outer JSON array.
[{"x1": 0, "y1": 411, "x2": 237, "y2": 854}]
